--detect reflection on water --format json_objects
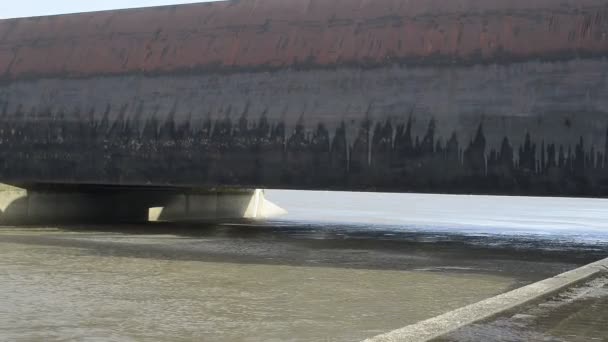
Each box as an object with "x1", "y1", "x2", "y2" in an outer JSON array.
[
  {"x1": 267, "y1": 190, "x2": 608, "y2": 244},
  {"x1": 1, "y1": 191, "x2": 608, "y2": 341},
  {"x1": 0, "y1": 221, "x2": 605, "y2": 342}
]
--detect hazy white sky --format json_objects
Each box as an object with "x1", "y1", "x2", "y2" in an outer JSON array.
[{"x1": 0, "y1": 1, "x2": 211, "y2": 19}]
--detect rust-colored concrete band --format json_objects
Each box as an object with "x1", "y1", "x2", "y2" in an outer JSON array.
[{"x1": 1, "y1": 0, "x2": 607, "y2": 79}]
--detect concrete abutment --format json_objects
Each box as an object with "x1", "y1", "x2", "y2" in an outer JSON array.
[{"x1": 0, "y1": 184, "x2": 286, "y2": 224}]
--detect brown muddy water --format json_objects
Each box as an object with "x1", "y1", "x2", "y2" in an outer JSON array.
[{"x1": 0, "y1": 220, "x2": 605, "y2": 342}]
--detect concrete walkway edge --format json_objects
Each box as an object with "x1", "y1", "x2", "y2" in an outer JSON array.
[{"x1": 363, "y1": 257, "x2": 608, "y2": 342}]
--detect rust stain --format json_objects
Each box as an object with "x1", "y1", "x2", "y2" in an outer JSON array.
[{"x1": 0, "y1": 0, "x2": 607, "y2": 79}]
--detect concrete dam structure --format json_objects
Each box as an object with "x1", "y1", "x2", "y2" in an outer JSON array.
[{"x1": 0, "y1": 0, "x2": 607, "y2": 221}]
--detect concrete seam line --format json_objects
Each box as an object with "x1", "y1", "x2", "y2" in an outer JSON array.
[{"x1": 363, "y1": 257, "x2": 608, "y2": 342}]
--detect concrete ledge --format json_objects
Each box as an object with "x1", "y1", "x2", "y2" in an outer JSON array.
[{"x1": 364, "y1": 257, "x2": 608, "y2": 342}]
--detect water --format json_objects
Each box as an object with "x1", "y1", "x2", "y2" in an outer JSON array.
[
  {"x1": 0, "y1": 229, "x2": 520, "y2": 342},
  {"x1": 437, "y1": 276, "x2": 608, "y2": 342},
  {"x1": 2, "y1": 191, "x2": 608, "y2": 341},
  {"x1": 267, "y1": 190, "x2": 608, "y2": 243}
]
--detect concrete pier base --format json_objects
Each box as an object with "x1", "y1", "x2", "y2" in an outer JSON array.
[
  {"x1": 149, "y1": 189, "x2": 287, "y2": 222},
  {"x1": 0, "y1": 184, "x2": 286, "y2": 224}
]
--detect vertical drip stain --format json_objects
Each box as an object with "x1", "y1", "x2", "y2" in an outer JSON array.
[
  {"x1": 0, "y1": 108, "x2": 607, "y2": 196},
  {"x1": 0, "y1": 1, "x2": 607, "y2": 196}
]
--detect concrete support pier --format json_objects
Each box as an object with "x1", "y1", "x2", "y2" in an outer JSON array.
[
  {"x1": 0, "y1": 184, "x2": 286, "y2": 224},
  {"x1": 149, "y1": 189, "x2": 287, "y2": 222}
]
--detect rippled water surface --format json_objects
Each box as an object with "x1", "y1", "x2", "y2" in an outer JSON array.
[
  {"x1": 1, "y1": 191, "x2": 608, "y2": 341},
  {"x1": 0, "y1": 232, "x2": 517, "y2": 342}
]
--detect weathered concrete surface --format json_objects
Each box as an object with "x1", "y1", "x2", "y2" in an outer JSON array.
[
  {"x1": 1, "y1": 0, "x2": 607, "y2": 77},
  {"x1": 436, "y1": 275, "x2": 608, "y2": 341},
  {"x1": 149, "y1": 189, "x2": 287, "y2": 221},
  {"x1": 0, "y1": 0, "x2": 607, "y2": 196},
  {"x1": 364, "y1": 257, "x2": 608, "y2": 342},
  {"x1": 0, "y1": 185, "x2": 152, "y2": 223},
  {"x1": 0, "y1": 185, "x2": 285, "y2": 224}
]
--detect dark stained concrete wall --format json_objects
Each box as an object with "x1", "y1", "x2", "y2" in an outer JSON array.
[{"x1": 0, "y1": 0, "x2": 608, "y2": 196}]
